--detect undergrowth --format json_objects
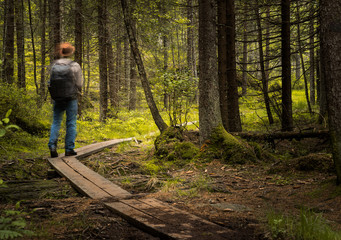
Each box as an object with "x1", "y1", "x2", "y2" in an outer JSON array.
[{"x1": 267, "y1": 209, "x2": 341, "y2": 240}]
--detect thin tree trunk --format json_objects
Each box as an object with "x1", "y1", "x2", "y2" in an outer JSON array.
[
  {"x1": 129, "y1": 50, "x2": 137, "y2": 111},
  {"x1": 281, "y1": 0, "x2": 293, "y2": 131},
  {"x1": 296, "y1": 2, "x2": 312, "y2": 114},
  {"x1": 98, "y1": 0, "x2": 108, "y2": 122},
  {"x1": 3, "y1": 0, "x2": 15, "y2": 84},
  {"x1": 309, "y1": 5, "x2": 315, "y2": 105},
  {"x1": 255, "y1": 0, "x2": 274, "y2": 125},
  {"x1": 28, "y1": 0, "x2": 38, "y2": 95},
  {"x1": 40, "y1": 0, "x2": 47, "y2": 102},
  {"x1": 15, "y1": 0, "x2": 25, "y2": 89},
  {"x1": 121, "y1": 0, "x2": 168, "y2": 132},
  {"x1": 241, "y1": 3, "x2": 248, "y2": 96},
  {"x1": 75, "y1": 0, "x2": 83, "y2": 68}
]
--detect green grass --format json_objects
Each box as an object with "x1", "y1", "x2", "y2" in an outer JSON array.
[{"x1": 267, "y1": 209, "x2": 341, "y2": 240}]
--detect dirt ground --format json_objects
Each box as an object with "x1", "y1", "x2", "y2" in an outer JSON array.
[{"x1": 1, "y1": 136, "x2": 341, "y2": 239}]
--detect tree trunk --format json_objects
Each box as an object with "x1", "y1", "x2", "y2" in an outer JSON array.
[
  {"x1": 218, "y1": 0, "x2": 241, "y2": 132},
  {"x1": 3, "y1": 0, "x2": 15, "y2": 84},
  {"x1": 121, "y1": 0, "x2": 168, "y2": 133},
  {"x1": 15, "y1": 0, "x2": 25, "y2": 89},
  {"x1": 296, "y1": 2, "x2": 312, "y2": 114},
  {"x1": 309, "y1": 5, "x2": 315, "y2": 105},
  {"x1": 241, "y1": 3, "x2": 248, "y2": 96},
  {"x1": 74, "y1": 0, "x2": 83, "y2": 68},
  {"x1": 98, "y1": 0, "x2": 108, "y2": 122},
  {"x1": 226, "y1": 0, "x2": 241, "y2": 132},
  {"x1": 217, "y1": 0, "x2": 229, "y2": 131},
  {"x1": 281, "y1": 0, "x2": 293, "y2": 131},
  {"x1": 40, "y1": 0, "x2": 47, "y2": 102},
  {"x1": 49, "y1": 0, "x2": 61, "y2": 60},
  {"x1": 320, "y1": 0, "x2": 341, "y2": 184},
  {"x1": 255, "y1": 0, "x2": 274, "y2": 125},
  {"x1": 129, "y1": 50, "x2": 137, "y2": 111},
  {"x1": 28, "y1": 0, "x2": 38, "y2": 95},
  {"x1": 199, "y1": 0, "x2": 221, "y2": 142}
]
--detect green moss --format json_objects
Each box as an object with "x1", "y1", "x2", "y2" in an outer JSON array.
[
  {"x1": 154, "y1": 127, "x2": 199, "y2": 163},
  {"x1": 200, "y1": 125, "x2": 258, "y2": 164}
]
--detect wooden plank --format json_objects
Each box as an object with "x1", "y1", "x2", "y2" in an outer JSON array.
[
  {"x1": 48, "y1": 158, "x2": 111, "y2": 199},
  {"x1": 120, "y1": 198, "x2": 230, "y2": 240},
  {"x1": 105, "y1": 201, "x2": 175, "y2": 240},
  {"x1": 62, "y1": 157, "x2": 131, "y2": 199},
  {"x1": 75, "y1": 138, "x2": 134, "y2": 158}
]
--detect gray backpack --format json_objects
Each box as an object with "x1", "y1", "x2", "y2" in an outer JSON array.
[{"x1": 48, "y1": 61, "x2": 78, "y2": 101}]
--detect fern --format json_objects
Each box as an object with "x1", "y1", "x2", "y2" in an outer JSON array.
[
  {"x1": 0, "y1": 230, "x2": 22, "y2": 239},
  {"x1": 0, "y1": 211, "x2": 34, "y2": 240}
]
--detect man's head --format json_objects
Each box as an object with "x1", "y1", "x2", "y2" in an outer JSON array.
[{"x1": 56, "y1": 42, "x2": 75, "y2": 58}]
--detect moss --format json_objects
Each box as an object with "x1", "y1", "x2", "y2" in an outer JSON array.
[
  {"x1": 154, "y1": 127, "x2": 199, "y2": 163},
  {"x1": 199, "y1": 125, "x2": 258, "y2": 164}
]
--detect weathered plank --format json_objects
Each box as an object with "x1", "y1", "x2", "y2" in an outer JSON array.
[
  {"x1": 75, "y1": 138, "x2": 134, "y2": 158},
  {"x1": 48, "y1": 158, "x2": 111, "y2": 199},
  {"x1": 107, "y1": 199, "x2": 230, "y2": 240},
  {"x1": 63, "y1": 156, "x2": 131, "y2": 199}
]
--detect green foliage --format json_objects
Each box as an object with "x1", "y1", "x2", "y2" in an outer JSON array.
[
  {"x1": 0, "y1": 110, "x2": 20, "y2": 138},
  {"x1": 267, "y1": 209, "x2": 341, "y2": 240},
  {"x1": 0, "y1": 208, "x2": 34, "y2": 240},
  {"x1": 0, "y1": 83, "x2": 50, "y2": 135},
  {"x1": 160, "y1": 68, "x2": 198, "y2": 126}
]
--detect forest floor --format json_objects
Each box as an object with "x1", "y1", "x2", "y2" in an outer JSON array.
[{"x1": 1, "y1": 134, "x2": 341, "y2": 239}]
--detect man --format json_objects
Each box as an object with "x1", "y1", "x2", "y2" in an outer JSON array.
[{"x1": 48, "y1": 42, "x2": 83, "y2": 158}]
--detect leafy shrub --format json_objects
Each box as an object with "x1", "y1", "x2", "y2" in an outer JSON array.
[{"x1": 0, "y1": 83, "x2": 50, "y2": 135}]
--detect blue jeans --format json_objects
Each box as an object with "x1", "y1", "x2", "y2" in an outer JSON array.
[{"x1": 48, "y1": 99, "x2": 78, "y2": 152}]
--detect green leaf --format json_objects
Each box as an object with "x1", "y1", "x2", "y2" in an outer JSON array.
[
  {"x1": 5, "y1": 109, "x2": 12, "y2": 118},
  {"x1": 2, "y1": 118, "x2": 9, "y2": 124},
  {"x1": 5, "y1": 125, "x2": 19, "y2": 130},
  {"x1": 0, "y1": 129, "x2": 6, "y2": 137}
]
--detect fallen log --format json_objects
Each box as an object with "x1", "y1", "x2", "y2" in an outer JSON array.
[
  {"x1": 232, "y1": 130, "x2": 329, "y2": 141},
  {"x1": 0, "y1": 179, "x2": 76, "y2": 202}
]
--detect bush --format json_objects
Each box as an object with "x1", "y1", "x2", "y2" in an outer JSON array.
[{"x1": 0, "y1": 83, "x2": 50, "y2": 135}]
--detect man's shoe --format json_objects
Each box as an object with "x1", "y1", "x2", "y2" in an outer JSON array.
[
  {"x1": 65, "y1": 150, "x2": 77, "y2": 156},
  {"x1": 50, "y1": 149, "x2": 58, "y2": 158}
]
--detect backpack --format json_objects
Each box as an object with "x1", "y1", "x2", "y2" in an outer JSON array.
[{"x1": 48, "y1": 61, "x2": 78, "y2": 101}]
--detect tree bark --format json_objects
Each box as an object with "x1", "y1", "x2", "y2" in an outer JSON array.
[
  {"x1": 241, "y1": 2, "x2": 248, "y2": 96},
  {"x1": 320, "y1": 0, "x2": 341, "y2": 184},
  {"x1": 3, "y1": 0, "x2": 15, "y2": 84},
  {"x1": 75, "y1": 0, "x2": 83, "y2": 68},
  {"x1": 199, "y1": 0, "x2": 221, "y2": 142},
  {"x1": 40, "y1": 0, "x2": 47, "y2": 102},
  {"x1": 281, "y1": 0, "x2": 293, "y2": 131},
  {"x1": 15, "y1": 0, "x2": 25, "y2": 89},
  {"x1": 49, "y1": 0, "x2": 61, "y2": 60},
  {"x1": 98, "y1": 0, "x2": 108, "y2": 122},
  {"x1": 217, "y1": 0, "x2": 229, "y2": 131},
  {"x1": 309, "y1": 5, "x2": 315, "y2": 105},
  {"x1": 121, "y1": 0, "x2": 168, "y2": 132},
  {"x1": 296, "y1": 2, "x2": 312, "y2": 114},
  {"x1": 226, "y1": 0, "x2": 241, "y2": 132},
  {"x1": 255, "y1": 0, "x2": 274, "y2": 125}
]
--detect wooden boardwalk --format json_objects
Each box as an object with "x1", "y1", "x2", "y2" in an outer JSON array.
[{"x1": 48, "y1": 139, "x2": 231, "y2": 239}]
